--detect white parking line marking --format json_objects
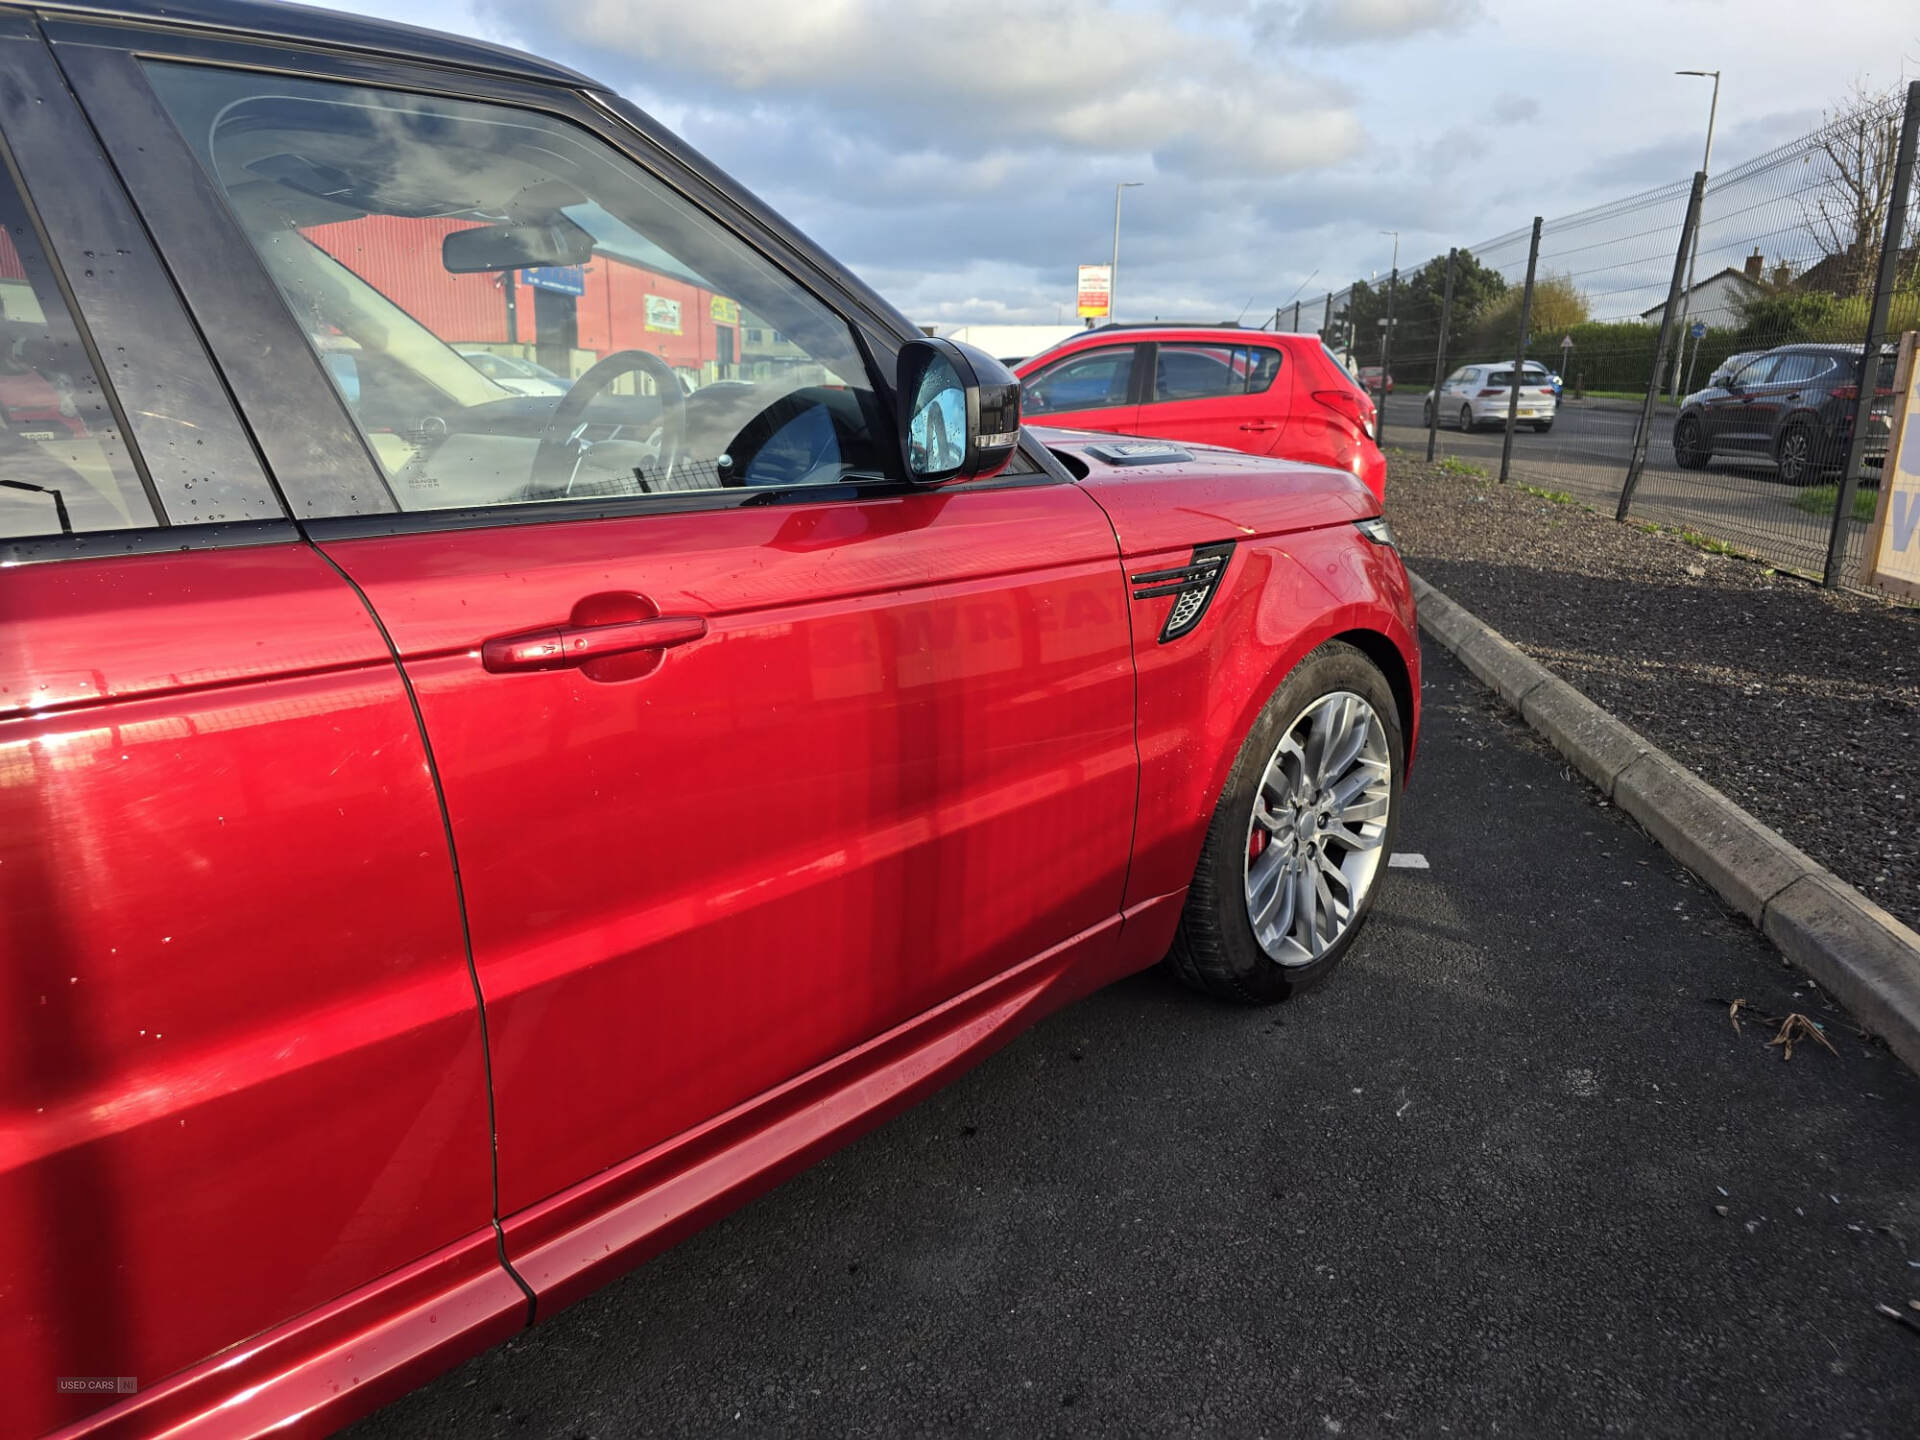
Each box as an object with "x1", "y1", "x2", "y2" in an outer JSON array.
[{"x1": 1388, "y1": 853, "x2": 1430, "y2": 869}]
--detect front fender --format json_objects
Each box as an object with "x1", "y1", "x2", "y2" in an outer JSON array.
[{"x1": 1122, "y1": 523, "x2": 1419, "y2": 910}]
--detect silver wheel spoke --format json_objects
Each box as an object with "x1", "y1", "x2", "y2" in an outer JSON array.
[
  {"x1": 1247, "y1": 849, "x2": 1287, "y2": 927},
  {"x1": 1322, "y1": 703, "x2": 1370, "y2": 782},
  {"x1": 1293, "y1": 861, "x2": 1318, "y2": 953}
]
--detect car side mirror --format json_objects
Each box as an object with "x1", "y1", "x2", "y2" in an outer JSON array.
[{"x1": 897, "y1": 338, "x2": 1021, "y2": 484}]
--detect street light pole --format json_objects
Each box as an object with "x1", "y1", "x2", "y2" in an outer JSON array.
[
  {"x1": 1111, "y1": 181, "x2": 1144, "y2": 326},
  {"x1": 1670, "y1": 69, "x2": 1720, "y2": 399},
  {"x1": 1378, "y1": 231, "x2": 1399, "y2": 412}
]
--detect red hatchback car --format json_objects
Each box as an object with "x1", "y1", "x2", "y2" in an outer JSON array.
[
  {"x1": 1014, "y1": 326, "x2": 1386, "y2": 501},
  {"x1": 1, "y1": 4, "x2": 1418, "y2": 1436}
]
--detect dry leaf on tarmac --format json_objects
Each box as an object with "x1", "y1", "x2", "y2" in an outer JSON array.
[{"x1": 1768, "y1": 1013, "x2": 1838, "y2": 1061}]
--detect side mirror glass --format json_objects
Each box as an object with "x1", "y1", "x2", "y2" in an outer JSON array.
[{"x1": 897, "y1": 338, "x2": 1021, "y2": 484}]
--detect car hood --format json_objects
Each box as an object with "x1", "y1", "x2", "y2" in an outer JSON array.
[{"x1": 1030, "y1": 426, "x2": 1377, "y2": 557}]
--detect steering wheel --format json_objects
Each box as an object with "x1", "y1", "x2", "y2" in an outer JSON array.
[{"x1": 528, "y1": 348, "x2": 685, "y2": 497}]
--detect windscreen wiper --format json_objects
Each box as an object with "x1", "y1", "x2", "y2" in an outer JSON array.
[{"x1": 1, "y1": 479, "x2": 73, "y2": 535}]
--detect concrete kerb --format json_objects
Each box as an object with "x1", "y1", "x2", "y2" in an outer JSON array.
[{"x1": 1407, "y1": 564, "x2": 1920, "y2": 1074}]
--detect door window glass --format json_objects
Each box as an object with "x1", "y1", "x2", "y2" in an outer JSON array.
[
  {"x1": 1152, "y1": 344, "x2": 1280, "y2": 402},
  {"x1": 1730, "y1": 355, "x2": 1779, "y2": 388},
  {"x1": 142, "y1": 64, "x2": 890, "y2": 512},
  {"x1": 1022, "y1": 346, "x2": 1134, "y2": 415},
  {"x1": 0, "y1": 161, "x2": 153, "y2": 540},
  {"x1": 1769, "y1": 353, "x2": 1827, "y2": 386}
]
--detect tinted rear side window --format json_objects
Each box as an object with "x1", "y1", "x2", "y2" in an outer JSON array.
[{"x1": 1152, "y1": 344, "x2": 1282, "y2": 401}]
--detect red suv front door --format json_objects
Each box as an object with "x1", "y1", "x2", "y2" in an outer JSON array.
[{"x1": 116, "y1": 54, "x2": 1142, "y2": 1302}]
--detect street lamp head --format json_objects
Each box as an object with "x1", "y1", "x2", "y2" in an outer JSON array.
[{"x1": 1675, "y1": 69, "x2": 1719, "y2": 77}]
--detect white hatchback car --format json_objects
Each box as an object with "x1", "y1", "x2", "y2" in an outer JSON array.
[{"x1": 1424, "y1": 362, "x2": 1557, "y2": 432}]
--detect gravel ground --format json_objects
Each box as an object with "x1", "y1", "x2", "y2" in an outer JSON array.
[{"x1": 1385, "y1": 449, "x2": 1920, "y2": 934}]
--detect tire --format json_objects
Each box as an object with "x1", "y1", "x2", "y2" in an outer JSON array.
[
  {"x1": 1775, "y1": 421, "x2": 1817, "y2": 485},
  {"x1": 1672, "y1": 415, "x2": 1709, "y2": 470},
  {"x1": 1458, "y1": 403, "x2": 1475, "y2": 432},
  {"x1": 1422, "y1": 400, "x2": 1432, "y2": 428},
  {"x1": 1165, "y1": 641, "x2": 1404, "y2": 1004}
]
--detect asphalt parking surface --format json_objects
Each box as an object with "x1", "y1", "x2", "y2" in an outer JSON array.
[{"x1": 352, "y1": 641, "x2": 1920, "y2": 1439}]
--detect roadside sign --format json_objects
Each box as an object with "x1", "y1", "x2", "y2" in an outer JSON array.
[
  {"x1": 1866, "y1": 331, "x2": 1920, "y2": 601},
  {"x1": 1690, "y1": 320, "x2": 1707, "y2": 340},
  {"x1": 1077, "y1": 264, "x2": 1111, "y2": 319},
  {"x1": 644, "y1": 293, "x2": 683, "y2": 334},
  {"x1": 1560, "y1": 334, "x2": 1573, "y2": 352},
  {"x1": 522, "y1": 265, "x2": 586, "y2": 296}
]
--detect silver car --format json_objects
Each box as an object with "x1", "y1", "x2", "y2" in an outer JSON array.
[{"x1": 1424, "y1": 362, "x2": 1558, "y2": 432}]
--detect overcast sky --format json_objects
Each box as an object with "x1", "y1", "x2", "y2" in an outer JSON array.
[{"x1": 340, "y1": 0, "x2": 1919, "y2": 327}]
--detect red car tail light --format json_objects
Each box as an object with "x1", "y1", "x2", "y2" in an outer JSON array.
[
  {"x1": 1830, "y1": 384, "x2": 1858, "y2": 401},
  {"x1": 1312, "y1": 388, "x2": 1373, "y2": 437}
]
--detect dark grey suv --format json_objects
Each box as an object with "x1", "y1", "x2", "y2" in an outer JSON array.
[{"x1": 1671, "y1": 343, "x2": 1895, "y2": 484}]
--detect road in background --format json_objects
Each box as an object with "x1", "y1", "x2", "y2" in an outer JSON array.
[
  {"x1": 1375, "y1": 393, "x2": 1872, "y2": 577},
  {"x1": 353, "y1": 644, "x2": 1920, "y2": 1440}
]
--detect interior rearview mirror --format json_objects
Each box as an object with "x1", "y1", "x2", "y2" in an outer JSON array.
[
  {"x1": 896, "y1": 338, "x2": 1021, "y2": 484},
  {"x1": 443, "y1": 217, "x2": 596, "y2": 274}
]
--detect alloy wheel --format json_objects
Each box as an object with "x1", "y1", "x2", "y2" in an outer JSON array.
[
  {"x1": 1242, "y1": 691, "x2": 1392, "y2": 966},
  {"x1": 1674, "y1": 418, "x2": 1702, "y2": 468},
  {"x1": 1777, "y1": 426, "x2": 1811, "y2": 484},
  {"x1": 1459, "y1": 404, "x2": 1474, "y2": 431}
]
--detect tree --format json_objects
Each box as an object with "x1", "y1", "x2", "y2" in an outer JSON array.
[
  {"x1": 1800, "y1": 80, "x2": 1912, "y2": 298},
  {"x1": 1325, "y1": 250, "x2": 1507, "y2": 372},
  {"x1": 1469, "y1": 272, "x2": 1590, "y2": 355}
]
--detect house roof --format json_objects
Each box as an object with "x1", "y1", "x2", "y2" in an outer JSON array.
[{"x1": 1639, "y1": 267, "x2": 1764, "y2": 318}]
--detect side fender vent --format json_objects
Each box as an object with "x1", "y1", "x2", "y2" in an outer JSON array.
[{"x1": 1129, "y1": 541, "x2": 1236, "y2": 643}]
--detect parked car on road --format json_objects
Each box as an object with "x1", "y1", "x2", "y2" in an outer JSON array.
[
  {"x1": 0, "y1": 6, "x2": 1420, "y2": 1436},
  {"x1": 1423, "y1": 362, "x2": 1559, "y2": 431},
  {"x1": 1358, "y1": 364, "x2": 1393, "y2": 395},
  {"x1": 1014, "y1": 326, "x2": 1387, "y2": 500},
  {"x1": 1671, "y1": 342, "x2": 1895, "y2": 483}
]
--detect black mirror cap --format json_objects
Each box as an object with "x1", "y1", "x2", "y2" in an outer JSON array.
[{"x1": 897, "y1": 338, "x2": 1022, "y2": 485}]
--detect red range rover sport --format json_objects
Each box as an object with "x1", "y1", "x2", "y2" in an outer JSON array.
[{"x1": 0, "y1": 3, "x2": 1419, "y2": 1435}]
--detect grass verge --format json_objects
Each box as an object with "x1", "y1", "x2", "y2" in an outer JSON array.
[{"x1": 1791, "y1": 483, "x2": 1878, "y2": 524}]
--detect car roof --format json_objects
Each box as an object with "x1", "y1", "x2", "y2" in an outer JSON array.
[{"x1": 30, "y1": 0, "x2": 599, "y2": 89}]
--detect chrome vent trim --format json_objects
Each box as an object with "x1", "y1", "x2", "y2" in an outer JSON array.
[{"x1": 1129, "y1": 541, "x2": 1235, "y2": 643}]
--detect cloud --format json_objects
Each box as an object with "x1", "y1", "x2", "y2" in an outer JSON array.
[
  {"x1": 342, "y1": 0, "x2": 1920, "y2": 328},
  {"x1": 1287, "y1": 0, "x2": 1477, "y2": 45},
  {"x1": 485, "y1": 0, "x2": 1363, "y2": 176}
]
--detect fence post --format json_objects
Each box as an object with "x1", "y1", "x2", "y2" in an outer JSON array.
[
  {"x1": 1322, "y1": 292, "x2": 1333, "y2": 345},
  {"x1": 1292, "y1": 299, "x2": 1302, "y2": 334},
  {"x1": 1618, "y1": 172, "x2": 1707, "y2": 521},
  {"x1": 1378, "y1": 266, "x2": 1398, "y2": 420},
  {"x1": 1426, "y1": 248, "x2": 1458, "y2": 463},
  {"x1": 1499, "y1": 218, "x2": 1543, "y2": 485},
  {"x1": 1824, "y1": 79, "x2": 1920, "y2": 588}
]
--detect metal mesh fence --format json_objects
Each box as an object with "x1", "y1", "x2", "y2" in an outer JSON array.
[{"x1": 1291, "y1": 84, "x2": 1919, "y2": 588}]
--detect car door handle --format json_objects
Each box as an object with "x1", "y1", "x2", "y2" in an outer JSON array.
[
  {"x1": 483, "y1": 614, "x2": 708, "y2": 673},
  {"x1": 1238, "y1": 422, "x2": 1279, "y2": 432}
]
